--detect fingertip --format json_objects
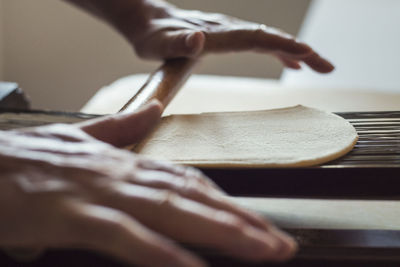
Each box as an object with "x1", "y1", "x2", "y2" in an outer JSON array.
[
  {"x1": 241, "y1": 228, "x2": 287, "y2": 262},
  {"x1": 304, "y1": 53, "x2": 335, "y2": 73},
  {"x1": 244, "y1": 225, "x2": 298, "y2": 262},
  {"x1": 144, "y1": 99, "x2": 164, "y2": 117},
  {"x1": 314, "y1": 59, "x2": 335, "y2": 74},
  {"x1": 269, "y1": 228, "x2": 298, "y2": 261},
  {"x1": 129, "y1": 99, "x2": 164, "y2": 125},
  {"x1": 320, "y1": 60, "x2": 335, "y2": 73},
  {"x1": 185, "y1": 31, "x2": 205, "y2": 57},
  {"x1": 121, "y1": 99, "x2": 163, "y2": 131},
  {"x1": 79, "y1": 99, "x2": 163, "y2": 147}
]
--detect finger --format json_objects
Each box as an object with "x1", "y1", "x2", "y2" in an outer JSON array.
[
  {"x1": 78, "y1": 100, "x2": 163, "y2": 147},
  {"x1": 277, "y1": 55, "x2": 302, "y2": 70},
  {"x1": 303, "y1": 52, "x2": 335, "y2": 73},
  {"x1": 132, "y1": 169, "x2": 270, "y2": 231},
  {"x1": 139, "y1": 30, "x2": 205, "y2": 59},
  {"x1": 136, "y1": 159, "x2": 223, "y2": 192},
  {"x1": 99, "y1": 184, "x2": 297, "y2": 262},
  {"x1": 65, "y1": 201, "x2": 206, "y2": 267},
  {"x1": 268, "y1": 226, "x2": 298, "y2": 261},
  {"x1": 276, "y1": 50, "x2": 334, "y2": 73},
  {"x1": 204, "y1": 26, "x2": 311, "y2": 55}
]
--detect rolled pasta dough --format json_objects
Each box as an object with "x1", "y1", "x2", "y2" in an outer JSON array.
[{"x1": 135, "y1": 105, "x2": 358, "y2": 167}]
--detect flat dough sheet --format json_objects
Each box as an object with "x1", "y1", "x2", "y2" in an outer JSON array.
[{"x1": 135, "y1": 105, "x2": 358, "y2": 167}]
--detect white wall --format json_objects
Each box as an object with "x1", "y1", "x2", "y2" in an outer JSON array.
[
  {"x1": 1, "y1": 0, "x2": 309, "y2": 111},
  {"x1": 283, "y1": 0, "x2": 400, "y2": 93}
]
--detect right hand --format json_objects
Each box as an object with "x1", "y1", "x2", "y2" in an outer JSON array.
[
  {"x1": 0, "y1": 101, "x2": 297, "y2": 267},
  {"x1": 65, "y1": 0, "x2": 333, "y2": 73},
  {"x1": 115, "y1": 0, "x2": 334, "y2": 73}
]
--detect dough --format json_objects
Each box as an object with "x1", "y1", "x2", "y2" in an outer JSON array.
[{"x1": 135, "y1": 105, "x2": 358, "y2": 167}]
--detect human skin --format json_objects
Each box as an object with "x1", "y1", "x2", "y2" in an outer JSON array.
[
  {"x1": 0, "y1": 101, "x2": 296, "y2": 267},
  {"x1": 64, "y1": 0, "x2": 334, "y2": 72}
]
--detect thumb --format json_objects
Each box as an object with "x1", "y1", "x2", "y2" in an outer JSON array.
[
  {"x1": 78, "y1": 100, "x2": 163, "y2": 147},
  {"x1": 161, "y1": 30, "x2": 205, "y2": 59}
]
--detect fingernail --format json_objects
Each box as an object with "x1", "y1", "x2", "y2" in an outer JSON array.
[
  {"x1": 185, "y1": 32, "x2": 204, "y2": 55},
  {"x1": 185, "y1": 32, "x2": 198, "y2": 48},
  {"x1": 138, "y1": 99, "x2": 164, "y2": 114},
  {"x1": 147, "y1": 99, "x2": 163, "y2": 109}
]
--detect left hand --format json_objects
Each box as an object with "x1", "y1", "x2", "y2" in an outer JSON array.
[
  {"x1": 0, "y1": 101, "x2": 297, "y2": 266},
  {"x1": 119, "y1": 1, "x2": 334, "y2": 73}
]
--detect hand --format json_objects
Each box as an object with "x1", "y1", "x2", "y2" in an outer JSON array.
[
  {"x1": 120, "y1": 1, "x2": 334, "y2": 73},
  {"x1": 65, "y1": 0, "x2": 334, "y2": 72},
  {"x1": 0, "y1": 101, "x2": 297, "y2": 267}
]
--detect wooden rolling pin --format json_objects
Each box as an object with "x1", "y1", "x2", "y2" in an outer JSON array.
[{"x1": 119, "y1": 58, "x2": 198, "y2": 113}]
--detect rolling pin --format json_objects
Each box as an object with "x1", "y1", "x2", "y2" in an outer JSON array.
[{"x1": 119, "y1": 58, "x2": 198, "y2": 113}]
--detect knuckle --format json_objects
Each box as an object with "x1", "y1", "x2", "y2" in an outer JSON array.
[
  {"x1": 184, "y1": 167, "x2": 218, "y2": 190},
  {"x1": 184, "y1": 173, "x2": 202, "y2": 186},
  {"x1": 157, "y1": 190, "x2": 180, "y2": 209},
  {"x1": 182, "y1": 166, "x2": 208, "y2": 182},
  {"x1": 182, "y1": 182, "x2": 206, "y2": 200},
  {"x1": 208, "y1": 12, "x2": 231, "y2": 24},
  {"x1": 183, "y1": 166, "x2": 202, "y2": 176},
  {"x1": 136, "y1": 158, "x2": 155, "y2": 169},
  {"x1": 13, "y1": 175, "x2": 75, "y2": 201},
  {"x1": 250, "y1": 28, "x2": 264, "y2": 49},
  {"x1": 253, "y1": 27, "x2": 264, "y2": 36},
  {"x1": 167, "y1": 164, "x2": 189, "y2": 176}
]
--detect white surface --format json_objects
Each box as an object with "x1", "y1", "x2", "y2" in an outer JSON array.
[
  {"x1": 82, "y1": 74, "x2": 400, "y2": 115},
  {"x1": 282, "y1": 0, "x2": 400, "y2": 93},
  {"x1": 234, "y1": 198, "x2": 400, "y2": 230},
  {"x1": 82, "y1": 74, "x2": 282, "y2": 114}
]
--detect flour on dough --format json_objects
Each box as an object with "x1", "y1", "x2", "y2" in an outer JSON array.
[{"x1": 135, "y1": 105, "x2": 358, "y2": 167}]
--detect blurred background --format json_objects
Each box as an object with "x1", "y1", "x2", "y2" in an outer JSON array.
[{"x1": 0, "y1": 0, "x2": 310, "y2": 111}]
